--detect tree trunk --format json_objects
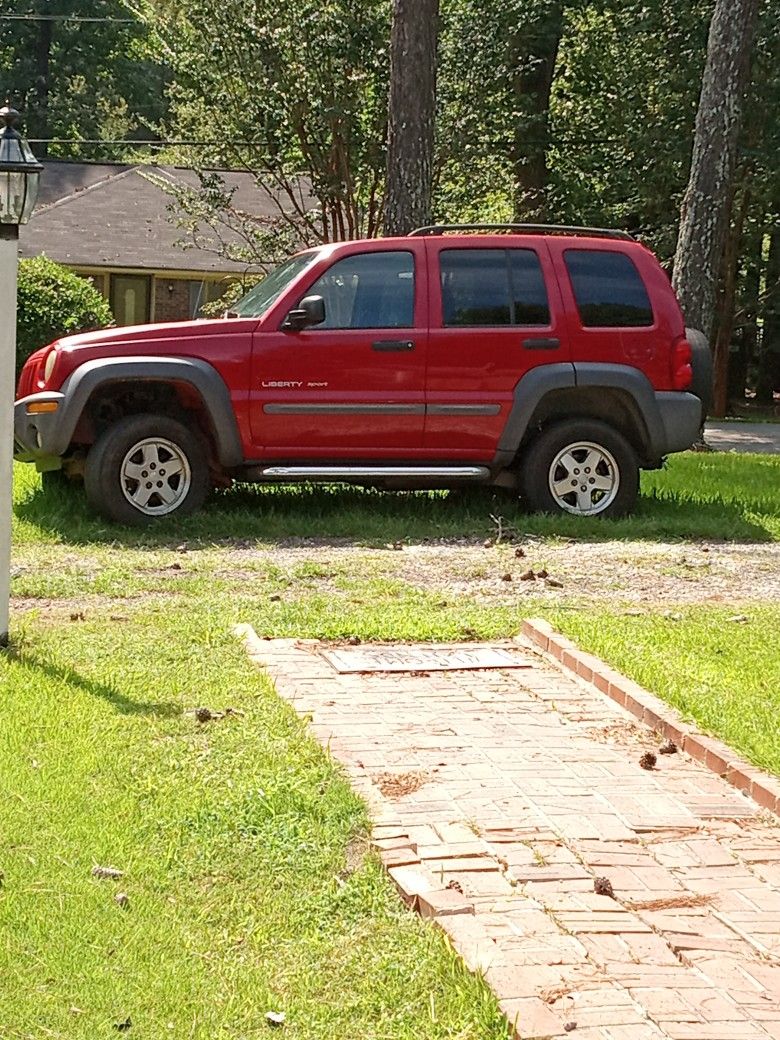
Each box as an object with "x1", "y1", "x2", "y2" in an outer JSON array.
[
  {"x1": 510, "y1": 2, "x2": 564, "y2": 221},
  {"x1": 711, "y1": 183, "x2": 748, "y2": 417},
  {"x1": 755, "y1": 227, "x2": 780, "y2": 405},
  {"x1": 33, "y1": 1, "x2": 52, "y2": 157},
  {"x1": 384, "y1": 0, "x2": 440, "y2": 236},
  {"x1": 672, "y1": 0, "x2": 760, "y2": 346},
  {"x1": 730, "y1": 225, "x2": 762, "y2": 405}
]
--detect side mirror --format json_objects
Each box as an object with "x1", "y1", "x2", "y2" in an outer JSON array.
[{"x1": 283, "y1": 294, "x2": 326, "y2": 330}]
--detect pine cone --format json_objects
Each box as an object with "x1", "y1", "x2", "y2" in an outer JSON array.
[
  {"x1": 593, "y1": 876, "x2": 615, "y2": 898},
  {"x1": 639, "y1": 751, "x2": 657, "y2": 770}
]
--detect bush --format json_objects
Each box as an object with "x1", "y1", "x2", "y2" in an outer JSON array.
[{"x1": 16, "y1": 256, "x2": 114, "y2": 374}]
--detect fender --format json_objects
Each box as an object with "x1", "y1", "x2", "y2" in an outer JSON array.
[
  {"x1": 496, "y1": 362, "x2": 670, "y2": 464},
  {"x1": 44, "y1": 356, "x2": 243, "y2": 466},
  {"x1": 572, "y1": 363, "x2": 664, "y2": 457},
  {"x1": 495, "y1": 363, "x2": 576, "y2": 463}
]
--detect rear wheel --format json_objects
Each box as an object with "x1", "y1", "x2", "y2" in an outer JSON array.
[
  {"x1": 85, "y1": 414, "x2": 210, "y2": 525},
  {"x1": 520, "y1": 419, "x2": 638, "y2": 518}
]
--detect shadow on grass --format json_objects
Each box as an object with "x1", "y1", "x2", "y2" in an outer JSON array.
[
  {"x1": 14, "y1": 459, "x2": 778, "y2": 548},
  {"x1": 3, "y1": 645, "x2": 181, "y2": 718}
]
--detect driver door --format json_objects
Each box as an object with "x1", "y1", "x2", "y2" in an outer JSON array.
[{"x1": 250, "y1": 246, "x2": 427, "y2": 456}]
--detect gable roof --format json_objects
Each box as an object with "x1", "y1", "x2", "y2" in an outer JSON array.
[{"x1": 19, "y1": 160, "x2": 312, "y2": 275}]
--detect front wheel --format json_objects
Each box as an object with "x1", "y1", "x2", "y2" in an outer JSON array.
[
  {"x1": 84, "y1": 414, "x2": 210, "y2": 525},
  {"x1": 520, "y1": 419, "x2": 638, "y2": 518}
]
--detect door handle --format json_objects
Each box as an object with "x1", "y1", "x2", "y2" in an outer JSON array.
[
  {"x1": 522, "y1": 337, "x2": 560, "y2": 350},
  {"x1": 372, "y1": 339, "x2": 415, "y2": 352}
]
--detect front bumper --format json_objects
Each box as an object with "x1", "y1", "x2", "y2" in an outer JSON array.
[{"x1": 14, "y1": 392, "x2": 67, "y2": 470}]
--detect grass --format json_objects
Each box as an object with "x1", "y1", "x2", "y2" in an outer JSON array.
[
  {"x1": 3, "y1": 450, "x2": 779, "y2": 1036},
  {"x1": 12, "y1": 450, "x2": 780, "y2": 547},
  {"x1": 1, "y1": 602, "x2": 509, "y2": 1040},
  {"x1": 547, "y1": 605, "x2": 780, "y2": 777}
]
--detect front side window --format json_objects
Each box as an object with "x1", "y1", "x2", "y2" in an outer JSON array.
[
  {"x1": 564, "y1": 249, "x2": 653, "y2": 327},
  {"x1": 304, "y1": 251, "x2": 415, "y2": 329},
  {"x1": 440, "y1": 248, "x2": 549, "y2": 326}
]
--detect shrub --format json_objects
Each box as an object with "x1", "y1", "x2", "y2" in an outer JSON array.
[{"x1": 16, "y1": 256, "x2": 114, "y2": 374}]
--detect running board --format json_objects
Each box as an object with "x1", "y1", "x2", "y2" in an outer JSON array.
[{"x1": 253, "y1": 465, "x2": 491, "y2": 480}]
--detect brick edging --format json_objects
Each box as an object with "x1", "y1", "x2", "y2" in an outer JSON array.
[{"x1": 520, "y1": 618, "x2": 780, "y2": 817}]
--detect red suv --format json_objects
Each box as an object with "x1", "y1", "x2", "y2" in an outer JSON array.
[{"x1": 15, "y1": 224, "x2": 711, "y2": 525}]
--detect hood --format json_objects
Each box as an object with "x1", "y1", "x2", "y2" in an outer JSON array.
[{"x1": 56, "y1": 316, "x2": 258, "y2": 351}]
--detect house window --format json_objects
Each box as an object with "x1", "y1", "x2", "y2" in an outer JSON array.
[
  {"x1": 110, "y1": 274, "x2": 151, "y2": 326},
  {"x1": 189, "y1": 279, "x2": 231, "y2": 318}
]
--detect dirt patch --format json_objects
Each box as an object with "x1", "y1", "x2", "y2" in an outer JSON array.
[
  {"x1": 224, "y1": 539, "x2": 780, "y2": 607},
  {"x1": 374, "y1": 770, "x2": 430, "y2": 798},
  {"x1": 626, "y1": 894, "x2": 713, "y2": 911},
  {"x1": 585, "y1": 721, "x2": 648, "y2": 746}
]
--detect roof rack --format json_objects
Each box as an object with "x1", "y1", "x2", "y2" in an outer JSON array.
[{"x1": 409, "y1": 223, "x2": 635, "y2": 242}]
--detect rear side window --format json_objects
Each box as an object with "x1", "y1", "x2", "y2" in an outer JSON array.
[
  {"x1": 441, "y1": 248, "x2": 549, "y2": 327},
  {"x1": 305, "y1": 250, "x2": 415, "y2": 329},
  {"x1": 564, "y1": 250, "x2": 653, "y2": 327}
]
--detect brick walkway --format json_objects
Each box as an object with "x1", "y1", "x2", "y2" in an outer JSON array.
[{"x1": 241, "y1": 630, "x2": 780, "y2": 1040}]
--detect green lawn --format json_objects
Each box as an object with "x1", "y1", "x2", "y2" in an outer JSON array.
[
  {"x1": 12, "y1": 450, "x2": 780, "y2": 547},
  {"x1": 547, "y1": 606, "x2": 780, "y2": 777},
  {"x1": 3, "y1": 450, "x2": 779, "y2": 1037},
  {"x1": 1, "y1": 601, "x2": 508, "y2": 1040}
]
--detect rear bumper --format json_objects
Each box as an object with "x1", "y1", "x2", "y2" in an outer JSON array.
[
  {"x1": 654, "y1": 391, "x2": 703, "y2": 455},
  {"x1": 14, "y1": 393, "x2": 67, "y2": 470}
]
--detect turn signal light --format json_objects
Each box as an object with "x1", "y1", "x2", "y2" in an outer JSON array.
[
  {"x1": 26, "y1": 401, "x2": 59, "y2": 414},
  {"x1": 671, "y1": 338, "x2": 692, "y2": 390}
]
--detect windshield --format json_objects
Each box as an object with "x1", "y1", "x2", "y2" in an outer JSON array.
[{"x1": 232, "y1": 250, "x2": 321, "y2": 318}]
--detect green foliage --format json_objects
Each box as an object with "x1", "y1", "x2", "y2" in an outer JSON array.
[
  {"x1": 16, "y1": 257, "x2": 114, "y2": 372},
  {"x1": 141, "y1": 0, "x2": 390, "y2": 244},
  {"x1": 0, "y1": 1, "x2": 168, "y2": 158}
]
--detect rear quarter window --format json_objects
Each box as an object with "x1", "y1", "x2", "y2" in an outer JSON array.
[{"x1": 564, "y1": 249, "x2": 653, "y2": 328}]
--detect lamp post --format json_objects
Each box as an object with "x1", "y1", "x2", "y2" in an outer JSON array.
[{"x1": 0, "y1": 106, "x2": 42, "y2": 647}]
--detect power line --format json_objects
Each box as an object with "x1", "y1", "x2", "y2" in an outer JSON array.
[{"x1": 0, "y1": 14, "x2": 137, "y2": 22}]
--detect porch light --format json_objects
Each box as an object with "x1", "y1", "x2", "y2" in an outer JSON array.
[{"x1": 0, "y1": 105, "x2": 42, "y2": 225}]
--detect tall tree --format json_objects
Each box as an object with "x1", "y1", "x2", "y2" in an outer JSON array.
[
  {"x1": 509, "y1": 1, "x2": 564, "y2": 220},
  {"x1": 384, "y1": 0, "x2": 440, "y2": 236},
  {"x1": 672, "y1": 0, "x2": 760, "y2": 384}
]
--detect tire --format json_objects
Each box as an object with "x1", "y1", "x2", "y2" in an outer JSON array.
[
  {"x1": 519, "y1": 419, "x2": 639, "y2": 518},
  {"x1": 84, "y1": 413, "x2": 210, "y2": 525}
]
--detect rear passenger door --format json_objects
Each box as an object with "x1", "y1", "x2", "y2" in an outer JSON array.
[
  {"x1": 425, "y1": 242, "x2": 568, "y2": 457},
  {"x1": 548, "y1": 242, "x2": 658, "y2": 369}
]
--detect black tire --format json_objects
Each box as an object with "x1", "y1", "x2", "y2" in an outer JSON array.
[
  {"x1": 519, "y1": 419, "x2": 639, "y2": 518},
  {"x1": 84, "y1": 413, "x2": 210, "y2": 525}
]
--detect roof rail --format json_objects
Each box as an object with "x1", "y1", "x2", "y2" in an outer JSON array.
[{"x1": 409, "y1": 223, "x2": 635, "y2": 242}]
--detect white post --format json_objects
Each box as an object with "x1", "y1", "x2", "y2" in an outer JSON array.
[{"x1": 0, "y1": 226, "x2": 18, "y2": 647}]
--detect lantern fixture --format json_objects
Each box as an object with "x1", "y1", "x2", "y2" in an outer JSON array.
[{"x1": 0, "y1": 105, "x2": 42, "y2": 227}]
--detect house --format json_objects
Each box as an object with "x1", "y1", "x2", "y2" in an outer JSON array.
[{"x1": 19, "y1": 160, "x2": 309, "y2": 325}]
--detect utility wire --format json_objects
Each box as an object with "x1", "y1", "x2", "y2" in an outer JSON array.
[{"x1": 0, "y1": 14, "x2": 137, "y2": 22}]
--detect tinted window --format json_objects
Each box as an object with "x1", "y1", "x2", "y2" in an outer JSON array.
[
  {"x1": 305, "y1": 251, "x2": 414, "y2": 329},
  {"x1": 441, "y1": 248, "x2": 549, "y2": 326},
  {"x1": 565, "y1": 250, "x2": 653, "y2": 327},
  {"x1": 509, "y1": 249, "x2": 550, "y2": 325}
]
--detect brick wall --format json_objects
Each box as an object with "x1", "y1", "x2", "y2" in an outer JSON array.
[{"x1": 153, "y1": 278, "x2": 192, "y2": 324}]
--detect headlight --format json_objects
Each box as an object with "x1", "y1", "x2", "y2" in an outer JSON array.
[{"x1": 43, "y1": 348, "x2": 58, "y2": 383}]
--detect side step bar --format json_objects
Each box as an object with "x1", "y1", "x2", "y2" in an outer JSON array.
[{"x1": 254, "y1": 465, "x2": 491, "y2": 480}]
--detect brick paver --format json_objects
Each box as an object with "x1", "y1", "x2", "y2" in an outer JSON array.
[{"x1": 239, "y1": 627, "x2": 780, "y2": 1040}]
